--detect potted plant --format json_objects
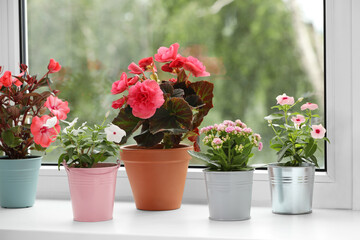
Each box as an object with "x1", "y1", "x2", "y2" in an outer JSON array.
[
  {"x1": 265, "y1": 93, "x2": 329, "y2": 214},
  {"x1": 0, "y1": 60, "x2": 68, "y2": 208},
  {"x1": 188, "y1": 120, "x2": 263, "y2": 221},
  {"x1": 111, "y1": 43, "x2": 214, "y2": 210},
  {"x1": 56, "y1": 116, "x2": 125, "y2": 222}
]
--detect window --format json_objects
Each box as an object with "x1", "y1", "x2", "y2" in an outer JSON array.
[
  {"x1": 0, "y1": 0, "x2": 356, "y2": 209},
  {"x1": 26, "y1": 0, "x2": 325, "y2": 168}
]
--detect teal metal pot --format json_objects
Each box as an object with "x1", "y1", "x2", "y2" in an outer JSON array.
[{"x1": 0, "y1": 156, "x2": 42, "y2": 208}]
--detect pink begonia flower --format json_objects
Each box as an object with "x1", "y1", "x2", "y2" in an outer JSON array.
[
  {"x1": 161, "y1": 63, "x2": 173, "y2": 73},
  {"x1": 31, "y1": 115, "x2": 60, "y2": 148},
  {"x1": 154, "y1": 43, "x2": 179, "y2": 62},
  {"x1": 225, "y1": 126, "x2": 235, "y2": 133},
  {"x1": 258, "y1": 142, "x2": 263, "y2": 151},
  {"x1": 111, "y1": 73, "x2": 128, "y2": 95},
  {"x1": 311, "y1": 124, "x2": 326, "y2": 139},
  {"x1": 301, "y1": 102, "x2": 319, "y2": 111},
  {"x1": 44, "y1": 95, "x2": 70, "y2": 120},
  {"x1": 47, "y1": 59, "x2": 61, "y2": 73},
  {"x1": 112, "y1": 97, "x2": 127, "y2": 109},
  {"x1": 127, "y1": 76, "x2": 139, "y2": 86},
  {"x1": 183, "y1": 56, "x2": 210, "y2": 77},
  {"x1": 169, "y1": 78, "x2": 177, "y2": 83},
  {"x1": 291, "y1": 114, "x2": 306, "y2": 125},
  {"x1": 0, "y1": 71, "x2": 13, "y2": 87},
  {"x1": 138, "y1": 57, "x2": 157, "y2": 72},
  {"x1": 128, "y1": 62, "x2": 143, "y2": 75},
  {"x1": 169, "y1": 54, "x2": 187, "y2": 68},
  {"x1": 276, "y1": 93, "x2": 295, "y2": 105},
  {"x1": 212, "y1": 137, "x2": 223, "y2": 145},
  {"x1": 127, "y1": 79, "x2": 165, "y2": 119}
]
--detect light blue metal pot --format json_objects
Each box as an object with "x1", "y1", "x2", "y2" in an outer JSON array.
[
  {"x1": 268, "y1": 163, "x2": 315, "y2": 214},
  {"x1": 204, "y1": 169, "x2": 254, "y2": 221},
  {"x1": 0, "y1": 156, "x2": 42, "y2": 208}
]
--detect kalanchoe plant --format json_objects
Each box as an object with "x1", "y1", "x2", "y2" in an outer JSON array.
[
  {"x1": 56, "y1": 115, "x2": 126, "y2": 169},
  {"x1": 111, "y1": 43, "x2": 214, "y2": 151},
  {"x1": 265, "y1": 93, "x2": 329, "y2": 167},
  {"x1": 188, "y1": 120, "x2": 263, "y2": 171},
  {"x1": 0, "y1": 59, "x2": 69, "y2": 159}
]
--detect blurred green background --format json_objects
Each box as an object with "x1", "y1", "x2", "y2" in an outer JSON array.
[{"x1": 27, "y1": 0, "x2": 325, "y2": 167}]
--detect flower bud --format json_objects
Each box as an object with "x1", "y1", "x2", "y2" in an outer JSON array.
[{"x1": 298, "y1": 97, "x2": 304, "y2": 102}]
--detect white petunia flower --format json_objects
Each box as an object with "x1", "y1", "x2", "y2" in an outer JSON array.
[
  {"x1": 104, "y1": 124, "x2": 126, "y2": 143},
  {"x1": 43, "y1": 116, "x2": 58, "y2": 128}
]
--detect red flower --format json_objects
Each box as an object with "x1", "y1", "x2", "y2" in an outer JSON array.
[
  {"x1": 47, "y1": 59, "x2": 61, "y2": 73},
  {"x1": 128, "y1": 62, "x2": 143, "y2": 75},
  {"x1": 112, "y1": 96, "x2": 127, "y2": 109},
  {"x1": 44, "y1": 95, "x2": 70, "y2": 120},
  {"x1": 0, "y1": 71, "x2": 13, "y2": 87},
  {"x1": 138, "y1": 57, "x2": 157, "y2": 72},
  {"x1": 111, "y1": 73, "x2": 128, "y2": 94},
  {"x1": 154, "y1": 43, "x2": 179, "y2": 62},
  {"x1": 127, "y1": 79, "x2": 165, "y2": 119},
  {"x1": 169, "y1": 54, "x2": 187, "y2": 68},
  {"x1": 127, "y1": 76, "x2": 139, "y2": 86},
  {"x1": 183, "y1": 56, "x2": 210, "y2": 77},
  {"x1": 169, "y1": 78, "x2": 177, "y2": 83},
  {"x1": 30, "y1": 115, "x2": 60, "y2": 148},
  {"x1": 161, "y1": 63, "x2": 173, "y2": 73}
]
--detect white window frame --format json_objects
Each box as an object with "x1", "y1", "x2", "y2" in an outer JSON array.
[{"x1": 1, "y1": 0, "x2": 358, "y2": 209}]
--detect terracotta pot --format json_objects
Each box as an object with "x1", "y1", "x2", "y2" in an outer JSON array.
[
  {"x1": 64, "y1": 161, "x2": 120, "y2": 222},
  {"x1": 120, "y1": 144, "x2": 192, "y2": 211}
]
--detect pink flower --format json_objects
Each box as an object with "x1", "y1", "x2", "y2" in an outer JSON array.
[
  {"x1": 291, "y1": 114, "x2": 306, "y2": 125},
  {"x1": 169, "y1": 54, "x2": 187, "y2": 68},
  {"x1": 243, "y1": 128, "x2": 253, "y2": 133},
  {"x1": 254, "y1": 133, "x2": 261, "y2": 141},
  {"x1": 47, "y1": 59, "x2": 61, "y2": 73},
  {"x1": 223, "y1": 120, "x2": 236, "y2": 126},
  {"x1": 169, "y1": 78, "x2": 177, "y2": 83},
  {"x1": 200, "y1": 125, "x2": 214, "y2": 134},
  {"x1": 183, "y1": 56, "x2": 210, "y2": 77},
  {"x1": 154, "y1": 43, "x2": 179, "y2": 62},
  {"x1": 111, "y1": 73, "x2": 128, "y2": 94},
  {"x1": 301, "y1": 102, "x2": 319, "y2": 111},
  {"x1": 138, "y1": 57, "x2": 156, "y2": 72},
  {"x1": 235, "y1": 126, "x2": 243, "y2": 133},
  {"x1": 128, "y1": 62, "x2": 143, "y2": 75},
  {"x1": 258, "y1": 142, "x2": 263, "y2": 151},
  {"x1": 0, "y1": 71, "x2": 13, "y2": 87},
  {"x1": 127, "y1": 76, "x2": 139, "y2": 86},
  {"x1": 311, "y1": 124, "x2": 326, "y2": 139},
  {"x1": 276, "y1": 93, "x2": 295, "y2": 105},
  {"x1": 31, "y1": 115, "x2": 60, "y2": 148},
  {"x1": 161, "y1": 63, "x2": 173, "y2": 73},
  {"x1": 127, "y1": 79, "x2": 165, "y2": 119},
  {"x1": 112, "y1": 97, "x2": 127, "y2": 109},
  {"x1": 212, "y1": 137, "x2": 223, "y2": 145},
  {"x1": 44, "y1": 95, "x2": 70, "y2": 120},
  {"x1": 225, "y1": 126, "x2": 235, "y2": 133}
]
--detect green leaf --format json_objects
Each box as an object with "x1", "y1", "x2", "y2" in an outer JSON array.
[
  {"x1": 46, "y1": 145, "x2": 59, "y2": 153},
  {"x1": 277, "y1": 144, "x2": 292, "y2": 162},
  {"x1": 112, "y1": 106, "x2": 143, "y2": 144},
  {"x1": 264, "y1": 114, "x2": 283, "y2": 121},
  {"x1": 304, "y1": 138, "x2": 317, "y2": 158},
  {"x1": 1, "y1": 130, "x2": 15, "y2": 147},
  {"x1": 187, "y1": 150, "x2": 211, "y2": 162},
  {"x1": 190, "y1": 81, "x2": 214, "y2": 129},
  {"x1": 270, "y1": 144, "x2": 283, "y2": 151},
  {"x1": 160, "y1": 82, "x2": 174, "y2": 95}
]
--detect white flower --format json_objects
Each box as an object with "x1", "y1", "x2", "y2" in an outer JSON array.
[
  {"x1": 62, "y1": 117, "x2": 78, "y2": 134},
  {"x1": 105, "y1": 124, "x2": 126, "y2": 143},
  {"x1": 43, "y1": 116, "x2": 58, "y2": 128}
]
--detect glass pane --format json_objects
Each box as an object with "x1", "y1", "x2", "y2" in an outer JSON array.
[{"x1": 27, "y1": 0, "x2": 325, "y2": 168}]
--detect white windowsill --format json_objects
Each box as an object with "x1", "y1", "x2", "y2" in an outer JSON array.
[{"x1": 0, "y1": 199, "x2": 357, "y2": 240}]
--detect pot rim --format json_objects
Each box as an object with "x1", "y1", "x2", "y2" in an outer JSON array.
[
  {"x1": 0, "y1": 156, "x2": 42, "y2": 161},
  {"x1": 120, "y1": 144, "x2": 193, "y2": 152},
  {"x1": 65, "y1": 162, "x2": 119, "y2": 169},
  {"x1": 203, "y1": 168, "x2": 254, "y2": 173},
  {"x1": 267, "y1": 162, "x2": 315, "y2": 168}
]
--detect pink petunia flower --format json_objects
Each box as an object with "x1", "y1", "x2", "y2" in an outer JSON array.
[
  {"x1": 44, "y1": 95, "x2": 70, "y2": 120},
  {"x1": 301, "y1": 102, "x2": 319, "y2": 111},
  {"x1": 183, "y1": 56, "x2": 210, "y2": 77},
  {"x1": 127, "y1": 79, "x2": 165, "y2": 119},
  {"x1": 154, "y1": 43, "x2": 179, "y2": 63},
  {"x1": 47, "y1": 59, "x2": 61, "y2": 73},
  {"x1": 0, "y1": 71, "x2": 13, "y2": 87},
  {"x1": 276, "y1": 93, "x2": 295, "y2": 105},
  {"x1": 128, "y1": 62, "x2": 143, "y2": 75},
  {"x1": 111, "y1": 73, "x2": 128, "y2": 95},
  {"x1": 112, "y1": 97, "x2": 127, "y2": 109},
  {"x1": 291, "y1": 114, "x2": 306, "y2": 125},
  {"x1": 311, "y1": 124, "x2": 326, "y2": 139},
  {"x1": 31, "y1": 115, "x2": 61, "y2": 147}
]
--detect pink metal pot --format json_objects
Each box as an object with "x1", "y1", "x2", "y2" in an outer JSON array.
[{"x1": 64, "y1": 160, "x2": 120, "y2": 222}]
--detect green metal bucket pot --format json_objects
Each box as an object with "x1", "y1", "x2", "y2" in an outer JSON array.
[{"x1": 0, "y1": 156, "x2": 42, "y2": 208}]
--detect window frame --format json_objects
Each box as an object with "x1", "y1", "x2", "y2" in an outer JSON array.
[{"x1": 0, "y1": 0, "x2": 357, "y2": 209}]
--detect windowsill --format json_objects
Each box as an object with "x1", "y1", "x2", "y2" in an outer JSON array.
[{"x1": 0, "y1": 199, "x2": 357, "y2": 240}]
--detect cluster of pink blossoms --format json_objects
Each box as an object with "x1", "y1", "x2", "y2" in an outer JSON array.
[
  {"x1": 276, "y1": 93, "x2": 326, "y2": 139},
  {"x1": 201, "y1": 120, "x2": 263, "y2": 151},
  {"x1": 111, "y1": 43, "x2": 210, "y2": 119}
]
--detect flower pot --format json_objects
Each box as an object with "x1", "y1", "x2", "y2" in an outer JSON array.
[
  {"x1": 120, "y1": 144, "x2": 192, "y2": 211},
  {"x1": 204, "y1": 169, "x2": 254, "y2": 221},
  {"x1": 64, "y1": 161, "x2": 120, "y2": 222},
  {"x1": 268, "y1": 163, "x2": 315, "y2": 214},
  {"x1": 0, "y1": 156, "x2": 42, "y2": 208}
]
